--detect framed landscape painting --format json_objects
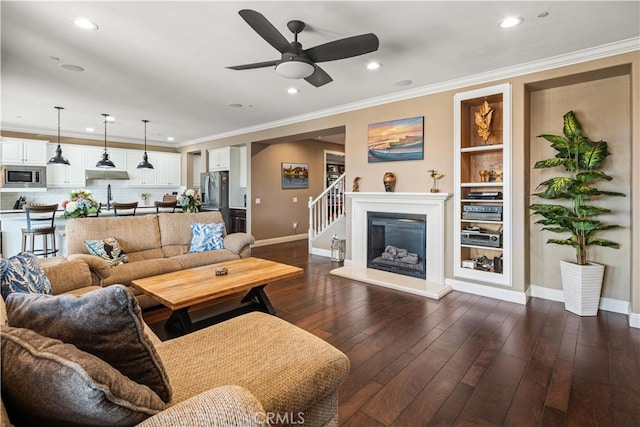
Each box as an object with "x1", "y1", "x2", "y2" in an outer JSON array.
[
  {"x1": 367, "y1": 116, "x2": 424, "y2": 163},
  {"x1": 282, "y1": 162, "x2": 309, "y2": 189}
]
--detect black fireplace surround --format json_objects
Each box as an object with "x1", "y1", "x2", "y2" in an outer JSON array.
[{"x1": 367, "y1": 211, "x2": 426, "y2": 279}]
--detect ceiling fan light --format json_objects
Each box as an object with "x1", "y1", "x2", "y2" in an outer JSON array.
[{"x1": 275, "y1": 60, "x2": 315, "y2": 79}]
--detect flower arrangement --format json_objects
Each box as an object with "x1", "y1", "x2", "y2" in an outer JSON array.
[
  {"x1": 62, "y1": 189, "x2": 101, "y2": 218},
  {"x1": 178, "y1": 189, "x2": 201, "y2": 213}
]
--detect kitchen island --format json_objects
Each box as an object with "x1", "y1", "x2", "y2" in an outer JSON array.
[{"x1": 0, "y1": 206, "x2": 189, "y2": 258}]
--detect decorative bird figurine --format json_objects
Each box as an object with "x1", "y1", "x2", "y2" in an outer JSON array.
[{"x1": 428, "y1": 170, "x2": 444, "y2": 193}]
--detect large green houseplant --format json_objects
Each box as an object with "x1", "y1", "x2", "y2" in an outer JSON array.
[{"x1": 530, "y1": 110, "x2": 625, "y2": 315}]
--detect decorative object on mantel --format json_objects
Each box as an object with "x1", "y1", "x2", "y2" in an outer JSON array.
[
  {"x1": 178, "y1": 189, "x2": 201, "y2": 213},
  {"x1": 352, "y1": 177, "x2": 361, "y2": 192},
  {"x1": 474, "y1": 100, "x2": 493, "y2": 143},
  {"x1": 47, "y1": 106, "x2": 71, "y2": 166},
  {"x1": 367, "y1": 116, "x2": 424, "y2": 163},
  {"x1": 62, "y1": 189, "x2": 101, "y2": 218},
  {"x1": 529, "y1": 110, "x2": 625, "y2": 316},
  {"x1": 383, "y1": 172, "x2": 396, "y2": 192},
  {"x1": 428, "y1": 170, "x2": 443, "y2": 193},
  {"x1": 96, "y1": 113, "x2": 116, "y2": 168},
  {"x1": 136, "y1": 119, "x2": 154, "y2": 169}
]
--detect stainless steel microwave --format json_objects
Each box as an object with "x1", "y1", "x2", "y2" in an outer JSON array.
[{"x1": 1, "y1": 165, "x2": 47, "y2": 189}]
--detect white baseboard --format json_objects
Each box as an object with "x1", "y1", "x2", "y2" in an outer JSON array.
[
  {"x1": 252, "y1": 233, "x2": 308, "y2": 247},
  {"x1": 309, "y1": 247, "x2": 331, "y2": 258},
  {"x1": 528, "y1": 285, "x2": 564, "y2": 302},
  {"x1": 445, "y1": 278, "x2": 529, "y2": 305},
  {"x1": 528, "y1": 284, "x2": 633, "y2": 319},
  {"x1": 630, "y1": 312, "x2": 640, "y2": 329}
]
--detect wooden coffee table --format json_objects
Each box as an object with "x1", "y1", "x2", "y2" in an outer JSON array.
[{"x1": 132, "y1": 257, "x2": 303, "y2": 334}]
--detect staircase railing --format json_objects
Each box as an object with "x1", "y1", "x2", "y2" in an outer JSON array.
[{"x1": 308, "y1": 172, "x2": 346, "y2": 242}]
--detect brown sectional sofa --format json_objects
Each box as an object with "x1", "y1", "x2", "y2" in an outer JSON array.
[
  {"x1": 64, "y1": 211, "x2": 254, "y2": 308},
  {"x1": 1, "y1": 259, "x2": 350, "y2": 426}
]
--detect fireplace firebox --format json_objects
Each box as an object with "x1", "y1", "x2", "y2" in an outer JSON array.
[{"x1": 367, "y1": 211, "x2": 426, "y2": 279}]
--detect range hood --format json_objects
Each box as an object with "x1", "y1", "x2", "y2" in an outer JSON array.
[{"x1": 85, "y1": 170, "x2": 129, "y2": 180}]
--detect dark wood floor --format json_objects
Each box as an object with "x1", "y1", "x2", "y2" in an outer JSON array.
[{"x1": 144, "y1": 240, "x2": 640, "y2": 426}]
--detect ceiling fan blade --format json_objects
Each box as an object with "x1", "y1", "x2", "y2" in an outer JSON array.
[
  {"x1": 226, "y1": 60, "x2": 278, "y2": 71},
  {"x1": 305, "y1": 33, "x2": 379, "y2": 63},
  {"x1": 238, "y1": 9, "x2": 291, "y2": 54},
  {"x1": 305, "y1": 66, "x2": 333, "y2": 87}
]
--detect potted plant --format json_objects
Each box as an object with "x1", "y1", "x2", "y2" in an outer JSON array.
[{"x1": 529, "y1": 110, "x2": 625, "y2": 316}]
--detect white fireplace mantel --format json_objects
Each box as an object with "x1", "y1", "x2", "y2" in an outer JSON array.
[{"x1": 331, "y1": 192, "x2": 453, "y2": 299}]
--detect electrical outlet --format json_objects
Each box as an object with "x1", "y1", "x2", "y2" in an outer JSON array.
[
  {"x1": 293, "y1": 221, "x2": 298, "y2": 231},
  {"x1": 255, "y1": 198, "x2": 261, "y2": 205},
  {"x1": 293, "y1": 197, "x2": 298, "y2": 203}
]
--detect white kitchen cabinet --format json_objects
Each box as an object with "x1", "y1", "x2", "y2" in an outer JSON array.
[
  {"x1": 239, "y1": 145, "x2": 247, "y2": 188},
  {"x1": 46, "y1": 144, "x2": 85, "y2": 187},
  {"x1": 1, "y1": 138, "x2": 47, "y2": 165},
  {"x1": 208, "y1": 147, "x2": 230, "y2": 171},
  {"x1": 154, "y1": 153, "x2": 181, "y2": 186}
]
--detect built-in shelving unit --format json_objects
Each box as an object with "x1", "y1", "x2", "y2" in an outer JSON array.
[{"x1": 453, "y1": 83, "x2": 511, "y2": 286}]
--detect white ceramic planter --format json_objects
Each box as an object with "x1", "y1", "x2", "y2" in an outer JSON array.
[{"x1": 560, "y1": 260, "x2": 604, "y2": 316}]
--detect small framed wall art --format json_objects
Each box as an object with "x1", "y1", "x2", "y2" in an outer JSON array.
[
  {"x1": 282, "y1": 162, "x2": 309, "y2": 189},
  {"x1": 367, "y1": 116, "x2": 424, "y2": 163}
]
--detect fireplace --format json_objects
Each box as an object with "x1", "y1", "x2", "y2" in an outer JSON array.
[
  {"x1": 367, "y1": 212, "x2": 426, "y2": 279},
  {"x1": 330, "y1": 192, "x2": 452, "y2": 300}
]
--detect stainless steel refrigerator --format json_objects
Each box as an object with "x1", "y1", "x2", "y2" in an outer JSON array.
[{"x1": 200, "y1": 171, "x2": 230, "y2": 228}]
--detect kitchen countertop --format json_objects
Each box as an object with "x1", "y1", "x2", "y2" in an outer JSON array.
[{"x1": 0, "y1": 205, "x2": 162, "y2": 219}]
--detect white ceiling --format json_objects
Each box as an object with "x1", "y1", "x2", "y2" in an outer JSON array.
[{"x1": 2, "y1": 1, "x2": 639, "y2": 147}]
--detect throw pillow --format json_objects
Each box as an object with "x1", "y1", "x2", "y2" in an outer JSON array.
[
  {"x1": 0, "y1": 325, "x2": 164, "y2": 426},
  {"x1": 84, "y1": 236, "x2": 129, "y2": 266},
  {"x1": 0, "y1": 251, "x2": 53, "y2": 300},
  {"x1": 5, "y1": 285, "x2": 173, "y2": 402},
  {"x1": 189, "y1": 222, "x2": 225, "y2": 253}
]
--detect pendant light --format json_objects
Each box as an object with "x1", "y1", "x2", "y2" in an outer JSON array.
[
  {"x1": 96, "y1": 113, "x2": 115, "y2": 168},
  {"x1": 136, "y1": 119, "x2": 154, "y2": 169},
  {"x1": 47, "y1": 106, "x2": 71, "y2": 165}
]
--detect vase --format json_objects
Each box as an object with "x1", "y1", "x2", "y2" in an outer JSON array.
[
  {"x1": 383, "y1": 172, "x2": 396, "y2": 192},
  {"x1": 560, "y1": 260, "x2": 604, "y2": 316}
]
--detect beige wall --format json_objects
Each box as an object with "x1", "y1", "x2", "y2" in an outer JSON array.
[
  {"x1": 179, "y1": 50, "x2": 639, "y2": 316},
  {"x1": 250, "y1": 139, "x2": 344, "y2": 240},
  {"x1": 528, "y1": 74, "x2": 631, "y2": 301}
]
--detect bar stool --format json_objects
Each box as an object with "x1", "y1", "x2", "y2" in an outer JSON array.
[
  {"x1": 21, "y1": 204, "x2": 59, "y2": 257},
  {"x1": 154, "y1": 200, "x2": 177, "y2": 213},
  {"x1": 112, "y1": 202, "x2": 138, "y2": 216}
]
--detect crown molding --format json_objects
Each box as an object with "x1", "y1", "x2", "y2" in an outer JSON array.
[
  {"x1": 0, "y1": 126, "x2": 178, "y2": 148},
  {"x1": 180, "y1": 37, "x2": 640, "y2": 147}
]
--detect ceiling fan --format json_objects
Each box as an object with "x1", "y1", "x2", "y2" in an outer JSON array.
[{"x1": 226, "y1": 9, "x2": 379, "y2": 87}]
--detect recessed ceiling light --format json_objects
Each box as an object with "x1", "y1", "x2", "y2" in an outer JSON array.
[
  {"x1": 499, "y1": 16, "x2": 524, "y2": 28},
  {"x1": 367, "y1": 62, "x2": 381, "y2": 70},
  {"x1": 537, "y1": 11, "x2": 549, "y2": 18},
  {"x1": 85, "y1": 127, "x2": 95, "y2": 132},
  {"x1": 394, "y1": 79, "x2": 413, "y2": 86},
  {"x1": 74, "y1": 18, "x2": 98, "y2": 31},
  {"x1": 287, "y1": 87, "x2": 299, "y2": 94},
  {"x1": 167, "y1": 137, "x2": 175, "y2": 141},
  {"x1": 228, "y1": 103, "x2": 242, "y2": 108},
  {"x1": 59, "y1": 64, "x2": 85, "y2": 72}
]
